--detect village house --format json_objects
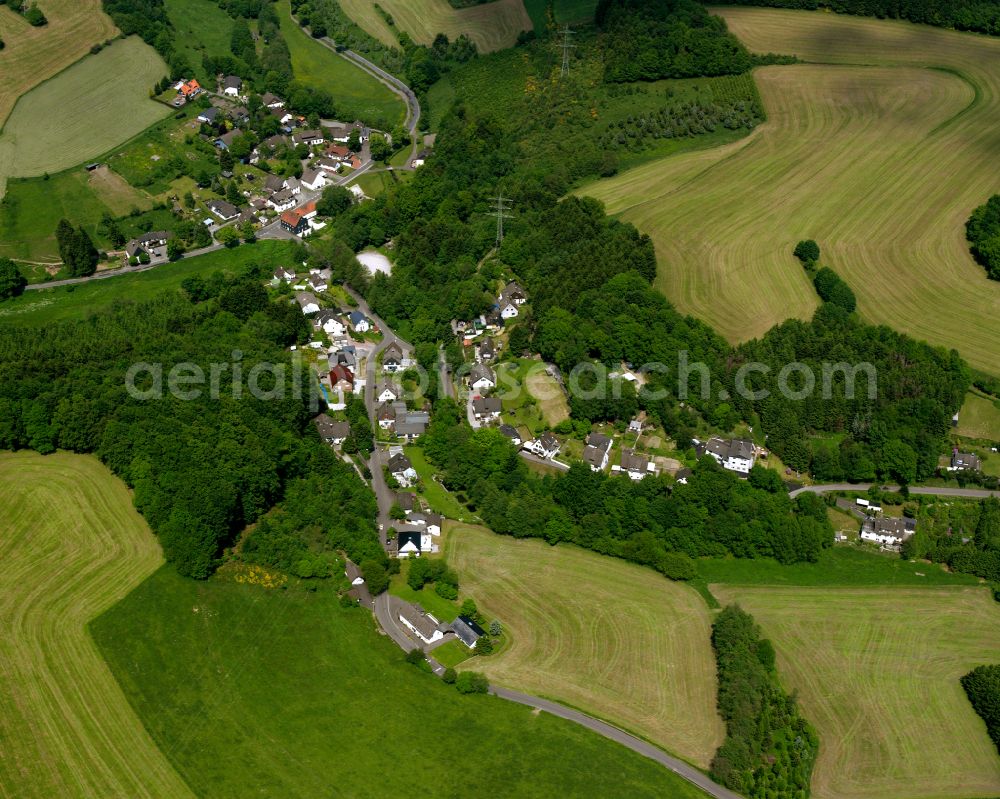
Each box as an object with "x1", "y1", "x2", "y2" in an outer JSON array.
[
  {"x1": 295, "y1": 291, "x2": 321, "y2": 315},
  {"x1": 316, "y1": 156, "x2": 342, "y2": 174},
  {"x1": 498, "y1": 424, "x2": 522, "y2": 446},
  {"x1": 292, "y1": 129, "x2": 325, "y2": 148},
  {"x1": 699, "y1": 437, "x2": 756, "y2": 476},
  {"x1": 470, "y1": 363, "x2": 496, "y2": 392},
  {"x1": 285, "y1": 177, "x2": 303, "y2": 196},
  {"x1": 271, "y1": 266, "x2": 296, "y2": 285},
  {"x1": 395, "y1": 411, "x2": 429, "y2": 441},
  {"x1": 395, "y1": 491, "x2": 415, "y2": 514},
  {"x1": 524, "y1": 431, "x2": 560, "y2": 459},
  {"x1": 306, "y1": 272, "x2": 328, "y2": 293},
  {"x1": 502, "y1": 281, "x2": 527, "y2": 305},
  {"x1": 197, "y1": 106, "x2": 220, "y2": 124},
  {"x1": 315, "y1": 310, "x2": 345, "y2": 337},
  {"x1": 388, "y1": 452, "x2": 418, "y2": 487},
  {"x1": 383, "y1": 341, "x2": 404, "y2": 372},
  {"x1": 376, "y1": 401, "x2": 401, "y2": 429},
  {"x1": 214, "y1": 129, "x2": 242, "y2": 150},
  {"x1": 860, "y1": 516, "x2": 915, "y2": 551},
  {"x1": 582, "y1": 432, "x2": 613, "y2": 472},
  {"x1": 262, "y1": 92, "x2": 285, "y2": 108},
  {"x1": 410, "y1": 149, "x2": 430, "y2": 168},
  {"x1": 125, "y1": 231, "x2": 171, "y2": 262},
  {"x1": 675, "y1": 467, "x2": 693, "y2": 485},
  {"x1": 477, "y1": 337, "x2": 496, "y2": 362},
  {"x1": 222, "y1": 75, "x2": 242, "y2": 97},
  {"x1": 325, "y1": 143, "x2": 351, "y2": 160},
  {"x1": 614, "y1": 448, "x2": 655, "y2": 481},
  {"x1": 264, "y1": 173, "x2": 286, "y2": 194},
  {"x1": 451, "y1": 615, "x2": 485, "y2": 649},
  {"x1": 300, "y1": 168, "x2": 327, "y2": 192},
  {"x1": 472, "y1": 396, "x2": 502, "y2": 423},
  {"x1": 348, "y1": 310, "x2": 371, "y2": 333},
  {"x1": 280, "y1": 209, "x2": 310, "y2": 236},
  {"x1": 407, "y1": 512, "x2": 442, "y2": 537},
  {"x1": 268, "y1": 189, "x2": 296, "y2": 212},
  {"x1": 207, "y1": 199, "x2": 239, "y2": 221},
  {"x1": 314, "y1": 414, "x2": 351, "y2": 446},
  {"x1": 397, "y1": 603, "x2": 447, "y2": 644},
  {"x1": 328, "y1": 348, "x2": 356, "y2": 370},
  {"x1": 376, "y1": 381, "x2": 401, "y2": 403},
  {"x1": 177, "y1": 78, "x2": 202, "y2": 99},
  {"x1": 949, "y1": 451, "x2": 983, "y2": 472}
]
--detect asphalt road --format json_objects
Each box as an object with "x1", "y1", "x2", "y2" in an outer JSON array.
[{"x1": 791, "y1": 483, "x2": 1000, "y2": 499}]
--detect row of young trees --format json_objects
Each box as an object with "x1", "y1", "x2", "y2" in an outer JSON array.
[{"x1": 711, "y1": 605, "x2": 818, "y2": 798}]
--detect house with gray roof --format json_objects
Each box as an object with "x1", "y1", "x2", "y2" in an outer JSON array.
[{"x1": 451, "y1": 615, "x2": 486, "y2": 649}]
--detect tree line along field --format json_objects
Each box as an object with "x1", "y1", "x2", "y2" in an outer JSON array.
[
  {"x1": 0, "y1": 452, "x2": 192, "y2": 799},
  {"x1": 582, "y1": 8, "x2": 1000, "y2": 376},
  {"x1": 93, "y1": 565, "x2": 709, "y2": 799},
  {"x1": 0, "y1": 36, "x2": 170, "y2": 195},
  {"x1": 339, "y1": 0, "x2": 533, "y2": 53},
  {"x1": 445, "y1": 525, "x2": 725, "y2": 769},
  {"x1": 711, "y1": 584, "x2": 1000, "y2": 799},
  {"x1": 0, "y1": 0, "x2": 117, "y2": 131}
]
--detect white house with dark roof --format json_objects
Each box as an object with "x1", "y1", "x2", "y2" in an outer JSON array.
[
  {"x1": 949, "y1": 451, "x2": 982, "y2": 472},
  {"x1": 376, "y1": 381, "x2": 401, "y2": 403},
  {"x1": 397, "y1": 603, "x2": 447, "y2": 643},
  {"x1": 470, "y1": 363, "x2": 496, "y2": 392},
  {"x1": 307, "y1": 273, "x2": 328, "y2": 293},
  {"x1": 348, "y1": 310, "x2": 371, "y2": 333},
  {"x1": 300, "y1": 168, "x2": 327, "y2": 192},
  {"x1": 388, "y1": 452, "x2": 417, "y2": 487},
  {"x1": 582, "y1": 432, "x2": 612, "y2": 472},
  {"x1": 700, "y1": 437, "x2": 756, "y2": 476},
  {"x1": 524, "y1": 431, "x2": 560, "y2": 459},
  {"x1": 295, "y1": 292, "x2": 321, "y2": 315},
  {"x1": 222, "y1": 75, "x2": 242, "y2": 96},
  {"x1": 315, "y1": 310, "x2": 345, "y2": 336},
  {"x1": 860, "y1": 516, "x2": 915, "y2": 551},
  {"x1": 498, "y1": 424, "x2": 522, "y2": 446},
  {"x1": 271, "y1": 266, "x2": 296, "y2": 285},
  {"x1": 472, "y1": 397, "x2": 502, "y2": 422},
  {"x1": 451, "y1": 615, "x2": 485, "y2": 649},
  {"x1": 614, "y1": 448, "x2": 655, "y2": 480}
]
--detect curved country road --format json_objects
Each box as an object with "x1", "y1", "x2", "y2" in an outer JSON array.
[{"x1": 791, "y1": 483, "x2": 1000, "y2": 499}]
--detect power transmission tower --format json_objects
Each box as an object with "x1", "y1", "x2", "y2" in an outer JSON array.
[
  {"x1": 489, "y1": 191, "x2": 513, "y2": 248},
  {"x1": 559, "y1": 25, "x2": 575, "y2": 78}
]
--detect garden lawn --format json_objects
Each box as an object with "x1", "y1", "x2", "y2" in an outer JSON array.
[
  {"x1": 402, "y1": 445, "x2": 471, "y2": 520},
  {"x1": 92, "y1": 565, "x2": 709, "y2": 799},
  {"x1": 957, "y1": 390, "x2": 1000, "y2": 441}
]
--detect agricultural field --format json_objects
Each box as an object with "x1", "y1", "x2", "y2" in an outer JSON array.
[
  {"x1": 0, "y1": 452, "x2": 191, "y2": 799},
  {"x1": 0, "y1": 0, "x2": 117, "y2": 130},
  {"x1": 0, "y1": 241, "x2": 296, "y2": 325},
  {"x1": 957, "y1": 390, "x2": 1000, "y2": 441},
  {"x1": 0, "y1": 37, "x2": 170, "y2": 192},
  {"x1": 278, "y1": 0, "x2": 404, "y2": 128},
  {"x1": 583, "y1": 9, "x2": 1000, "y2": 375},
  {"x1": 340, "y1": 0, "x2": 532, "y2": 53},
  {"x1": 93, "y1": 565, "x2": 708, "y2": 799},
  {"x1": 711, "y1": 584, "x2": 1000, "y2": 799},
  {"x1": 446, "y1": 525, "x2": 724, "y2": 768}
]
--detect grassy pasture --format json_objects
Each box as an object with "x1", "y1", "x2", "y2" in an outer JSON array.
[
  {"x1": 93, "y1": 564, "x2": 709, "y2": 798},
  {"x1": 0, "y1": 241, "x2": 296, "y2": 325},
  {"x1": 712, "y1": 584, "x2": 1000, "y2": 799},
  {"x1": 446, "y1": 525, "x2": 724, "y2": 768},
  {"x1": 0, "y1": 452, "x2": 191, "y2": 799},
  {"x1": 0, "y1": 37, "x2": 170, "y2": 190},
  {"x1": 278, "y1": 0, "x2": 404, "y2": 128},
  {"x1": 0, "y1": 0, "x2": 117, "y2": 130},
  {"x1": 957, "y1": 390, "x2": 1000, "y2": 440},
  {"x1": 583, "y1": 9, "x2": 1000, "y2": 375},
  {"x1": 340, "y1": 0, "x2": 532, "y2": 53}
]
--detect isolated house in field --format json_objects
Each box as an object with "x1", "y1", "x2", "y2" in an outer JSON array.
[
  {"x1": 397, "y1": 603, "x2": 447, "y2": 644},
  {"x1": 207, "y1": 199, "x2": 239, "y2": 220},
  {"x1": 348, "y1": 310, "x2": 371, "y2": 333},
  {"x1": 582, "y1": 432, "x2": 613, "y2": 472},
  {"x1": 314, "y1": 414, "x2": 351, "y2": 445},
  {"x1": 197, "y1": 106, "x2": 220, "y2": 124},
  {"x1": 498, "y1": 424, "x2": 522, "y2": 446},
  {"x1": 388, "y1": 453, "x2": 417, "y2": 487},
  {"x1": 295, "y1": 291, "x2": 321, "y2": 315},
  {"x1": 615, "y1": 448, "x2": 654, "y2": 481},
  {"x1": 949, "y1": 451, "x2": 982, "y2": 472},
  {"x1": 525, "y1": 431, "x2": 560, "y2": 459},
  {"x1": 700, "y1": 437, "x2": 756, "y2": 476},
  {"x1": 222, "y1": 75, "x2": 242, "y2": 96},
  {"x1": 860, "y1": 516, "x2": 915, "y2": 551},
  {"x1": 451, "y1": 615, "x2": 485, "y2": 649},
  {"x1": 470, "y1": 363, "x2": 496, "y2": 392},
  {"x1": 472, "y1": 396, "x2": 502, "y2": 423}
]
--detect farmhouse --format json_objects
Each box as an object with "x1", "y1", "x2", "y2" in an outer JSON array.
[
  {"x1": 451, "y1": 615, "x2": 486, "y2": 649},
  {"x1": 207, "y1": 199, "x2": 239, "y2": 221},
  {"x1": 397, "y1": 603, "x2": 447, "y2": 644},
  {"x1": 699, "y1": 437, "x2": 756, "y2": 476},
  {"x1": 388, "y1": 453, "x2": 417, "y2": 487},
  {"x1": 582, "y1": 432, "x2": 613, "y2": 472},
  {"x1": 470, "y1": 363, "x2": 496, "y2": 391},
  {"x1": 860, "y1": 516, "x2": 915, "y2": 551},
  {"x1": 295, "y1": 292, "x2": 321, "y2": 315},
  {"x1": 472, "y1": 397, "x2": 502, "y2": 422},
  {"x1": 314, "y1": 414, "x2": 351, "y2": 445},
  {"x1": 197, "y1": 107, "x2": 220, "y2": 124},
  {"x1": 949, "y1": 451, "x2": 982, "y2": 471},
  {"x1": 222, "y1": 75, "x2": 242, "y2": 96}
]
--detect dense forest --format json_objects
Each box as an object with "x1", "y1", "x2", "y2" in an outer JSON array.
[
  {"x1": 418, "y1": 399, "x2": 834, "y2": 572},
  {"x1": 966, "y1": 194, "x2": 1000, "y2": 280},
  {"x1": 711, "y1": 605, "x2": 818, "y2": 798},
  {"x1": 961, "y1": 664, "x2": 1000, "y2": 753},
  {"x1": 596, "y1": 0, "x2": 753, "y2": 80},
  {"x1": 717, "y1": 0, "x2": 1000, "y2": 36},
  {"x1": 0, "y1": 267, "x2": 382, "y2": 579}
]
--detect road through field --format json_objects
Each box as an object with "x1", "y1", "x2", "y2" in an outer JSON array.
[
  {"x1": 712, "y1": 584, "x2": 1000, "y2": 799},
  {"x1": 0, "y1": 452, "x2": 192, "y2": 799},
  {"x1": 583, "y1": 9, "x2": 1000, "y2": 374},
  {"x1": 446, "y1": 525, "x2": 724, "y2": 769}
]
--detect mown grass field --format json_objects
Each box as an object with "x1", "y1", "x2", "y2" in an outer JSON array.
[
  {"x1": 0, "y1": 0, "x2": 117, "y2": 130},
  {"x1": 340, "y1": 0, "x2": 532, "y2": 53},
  {"x1": 957, "y1": 390, "x2": 1000, "y2": 440},
  {"x1": 712, "y1": 584, "x2": 1000, "y2": 799},
  {"x1": 446, "y1": 525, "x2": 724, "y2": 768},
  {"x1": 0, "y1": 452, "x2": 192, "y2": 799},
  {"x1": 0, "y1": 241, "x2": 296, "y2": 325},
  {"x1": 0, "y1": 37, "x2": 170, "y2": 191},
  {"x1": 93, "y1": 565, "x2": 709, "y2": 799},
  {"x1": 583, "y1": 9, "x2": 1000, "y2": 375},
  {"x1": 278, "y1": 0, "x2": 404, "y2": 128}
]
